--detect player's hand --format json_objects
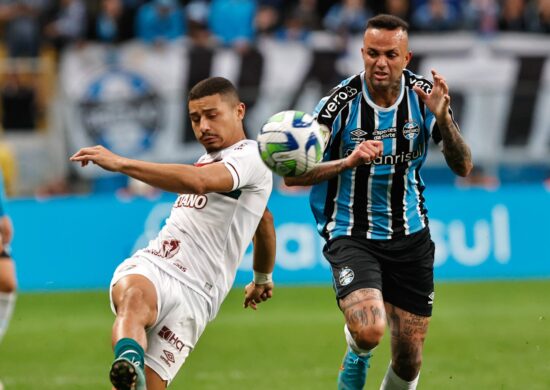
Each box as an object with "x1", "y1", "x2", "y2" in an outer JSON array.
[
  {"x1": 413, "y1": 69, "x2": 452, "y2": 124},
  {"x1": 243, "y1": 281, "x2": 274, "y2": 310},
  {"x1": 69, "y1": 145, "x2": 125, "y2": 172},
  {"x1": 344, "y1": 140, "x2": 383, "y2": 168}
]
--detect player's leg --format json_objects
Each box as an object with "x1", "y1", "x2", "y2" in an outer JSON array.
[
  {"x1": 109, "y1": 261, "x2": 159, "y2": 390},
  {"x1": 324, "y1": 237, "x2": 386, "y2": 390},
  {"x1": 378, "y1": 228, "x2": 435, "y2": 390},
  {"x1": 0, "y1": 252, "x2": 16, "y2": 343},
  {"x1": 380, "y1": 304, "x2": 430, "y2": 389},
  {"x1": 142, "y1": 277, "x2": 210, "y2": 389},
  {"x1": 338, "y1": 288, "x2": 386, "y2": 390}
]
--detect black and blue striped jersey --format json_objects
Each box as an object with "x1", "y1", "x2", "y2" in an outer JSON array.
[{"x1": 310, "y1": 68, "x2": 451, "y2": 241}]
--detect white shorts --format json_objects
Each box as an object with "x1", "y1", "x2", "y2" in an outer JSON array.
[{"x1": 110, "y1": 256, "x2": 210, "y2": 384}]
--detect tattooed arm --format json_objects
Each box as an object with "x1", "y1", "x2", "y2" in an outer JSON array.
[
  {"x1": 413, "y1": 69, "x2": 473, "y2": 178},
  {"x1": 285, "y1": 140, "x2": 383, "y2": 186},
  {"x1": 438, "y1": 118, "x2": 473, "y2": 177}
]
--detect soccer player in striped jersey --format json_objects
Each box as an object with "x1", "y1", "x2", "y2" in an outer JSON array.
[
  {"x1": 0, "y1": 172, "x2": 16, "y2": 390},
  {"x1": 71, "y1": 77, "x2": 276, "y2": 390},
  {"x1": 285, "y1": 14, "x2": 473, "y2": 390}
]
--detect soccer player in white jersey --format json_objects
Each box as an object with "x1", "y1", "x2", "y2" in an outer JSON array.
[
  {"x1": 0, "y1": 172, "x2": 16, "y2": 390},
  {"x1": 71, "y1": 77, "x2": 276, "y2": 390}
]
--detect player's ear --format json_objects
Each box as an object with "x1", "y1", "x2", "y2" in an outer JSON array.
[
  {"x1": 236, "y1": 102, "x2": 246, "y2": 120},
  {"x1": 404, "y1": 51, "x2": 412, "y2": 68}
]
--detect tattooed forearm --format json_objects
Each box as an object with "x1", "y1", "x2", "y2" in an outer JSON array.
[
  {"x1": 284, "y1": 158, "x2": 348, "y2": 186},
  {"x1": 439, "y1": 121, "x2": 473, "y2": 177}
]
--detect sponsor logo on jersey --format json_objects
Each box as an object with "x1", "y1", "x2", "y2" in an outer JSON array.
[
  {"x1": 171, "y1": 260, "x2": 187, "y2": 273},
  {"x1": 408, "y1": 76, "x2": 432, "y2": 94},
  {"x1": 350, "y1": 128, "x2": 368, "y2": 143},
  {"x1": 403, "y1": 121, "x2": 420, "y2": 140},
  {"x1": 319, "y1": 85, "x2": 359, "y2": 121},
  {"x1": 175, "y1": 194, "x2": 208, "y2": 209},
  {"x1": 366, "y1": 142, "x2": 425, "y2": 166},
  {"x1": 158, "y1": 326, "x2": 185, "y2": 352},
  {"x1": 145, "y1": 239, "x2": 180, "y2": 259},
  {"x1": 160, "y1": 350, "x2": 176, "y2": 366},
  {"x1": 338, "y1": 267, "x2": 355, "y2": 286},
  {"x1": 373, "y1": 127, "x2": 396, "y2": 140}
]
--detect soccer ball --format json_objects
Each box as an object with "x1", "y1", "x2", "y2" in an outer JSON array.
[{"x1": 257, "y1": 110, "x2": 325, "y2": 177}]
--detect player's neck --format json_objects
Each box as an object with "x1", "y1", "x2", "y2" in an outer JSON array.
[{"x1": 368, "y1": 85, "x2": 400, "y2": 108}]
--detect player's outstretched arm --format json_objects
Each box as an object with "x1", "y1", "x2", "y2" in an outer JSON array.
[
  {"x1": 244, "y1": 209, "x2": 276, "y2": 310},
  {"x1": 70, "y1": 145, "x2": 235, "y2": 194},
  {"x1": 413, "y1": 69, "x2": 473, "y2": 177},
  {"x1": 284, "y1": 140, "x2": 383, "y2": 187}
]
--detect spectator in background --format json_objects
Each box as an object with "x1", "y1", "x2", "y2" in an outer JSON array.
[
  {"x1": 527, "y1": 0, "x2": 550, "y2": 33},
  {"x1": 86, "y1": 0, "x2": 135, "y2": 43},
  {"x1": 0, "y1": 0, "x2": 50, "y2": 58},
  {"x1": 285, "y1": 0, "x2": 322, "y2": 32},
  {"x1": 411, "y1": 0, "x2": 462, "y2": 31},
  {"x1": 0, "y1": 72, "x2": 37, "y2": 131},
  {"x1": 323, "y1": 0, "x2": 373, "y2": 37},
  {"x1": 209, "y1": 0, "x2": 257, "y2": 50},
  {"x1": 498, "y1": 0, "x2": 528, "y2": 31},
  {"x1": 384, "y1": 0, "x2": 412, "y2": 23},
  {"x1": 255, "y1": 3, "x2": 281, "y2": 38},
  {"x1": 135, "y1": 0, "x2": 185, "y2": 45},
  {"x1": 186, "y1": 0, "x2": 212, "y2": 47},
  {"x1": 462, "y1": 0, "x2": 499, "y2": 35},
  {"x1": 274, "y1": 7, "x2": 310, "y2": 42},
  {"x1": 43, "y1": 0, "x2": 86, "y2": 51}
]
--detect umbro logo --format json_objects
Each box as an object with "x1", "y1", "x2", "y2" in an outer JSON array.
[
  {"x1": 350, "y1": 128, "x2": 367, "y2": 143},
  {"x1": 160, "y1": 349, "x2": 176, "y2": 367}
]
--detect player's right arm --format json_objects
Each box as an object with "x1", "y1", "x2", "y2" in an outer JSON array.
[
  {"x1": 244, "y1": 208, "x2": 276, "y2": 310},
  {"x1": 284, "y1": 140, "x2": 383, "y2": 187},
  {"x1": 69, "y1": 145, "x2": 234, "y2": 194}
]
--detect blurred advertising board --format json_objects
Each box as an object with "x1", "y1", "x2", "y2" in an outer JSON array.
[{"x1": 9, "y1": 185, "x2": 550, "y2": 291}]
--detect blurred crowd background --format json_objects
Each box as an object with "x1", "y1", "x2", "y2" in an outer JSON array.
[{"x1": 0, "y1": 0, "x2": 549, "y2": 197}]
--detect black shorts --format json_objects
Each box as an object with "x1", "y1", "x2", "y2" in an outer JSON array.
[{"x1": 323, "y1": 228, "x2": 435, "y2": 317}]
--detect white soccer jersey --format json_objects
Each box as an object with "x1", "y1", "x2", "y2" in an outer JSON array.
[{"x1": 135, "y1": 139, "x2": 272, "y2": 318}]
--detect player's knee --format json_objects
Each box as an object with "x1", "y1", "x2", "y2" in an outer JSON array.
[
  {"x1": 118, "y1": 287, "x2": 150, "y2": 314},
  {"x1": 0, "y1": 274, "x2": 16, "y2": 293},
  {"x1": 353, "y1": 323, "x2": 385, "y2": 351}
]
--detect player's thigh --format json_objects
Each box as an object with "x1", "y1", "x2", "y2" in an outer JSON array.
[
  {"x1": 323, "y1": 237, "x2": 386, "y2": 331},
  {"x1": 0, "y1": 254, "x2": 16, "y2": 292},
  {"x1": 109, "y1": 258, "x2": 160, "y2": 322},
  {"x1": 145, "y1": 279, "x2": 209, "y2": 386},
  {"x1": 380, "y1": 228, "x2": 435, "y2": 318}
]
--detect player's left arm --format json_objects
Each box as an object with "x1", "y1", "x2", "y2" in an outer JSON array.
[
  {"x1": 413, "y1": 69, "x2": 473, "y2": 177},
  {"x1": 244, "y1": 208, "x2": 276, "y2": 310},
  {"x1": 70, "y1": 145, "x2": 234, "y2": 194}
]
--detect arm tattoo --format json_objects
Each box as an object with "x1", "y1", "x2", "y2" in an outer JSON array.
[
  {"x1": 285, "y1": 158, "x2": 347, "y2": 186},
  {"x1": 439, "y1": 121, "x2": 473, "y2": 177}
]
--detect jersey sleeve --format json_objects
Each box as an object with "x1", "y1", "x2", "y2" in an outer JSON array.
[
  {"x1": 313, "y1": 74, "x2": 363, "y2": 149},
  {"x1": 223, "y1": 141, "x2": 269, "y2": 191}
]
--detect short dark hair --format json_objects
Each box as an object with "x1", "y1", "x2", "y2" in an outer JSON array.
[
  {"x1": 367, "y1": 14, "x2": 409, "y2": 32},
  {"x1": 188, "y1": 77, "x2": 240, "y2": 104}
]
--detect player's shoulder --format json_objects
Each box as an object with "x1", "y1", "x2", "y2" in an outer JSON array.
[
  {"x1": 224, "y1": 139, "x2": 258, "y2": 157},
  {"x1": 404, "y1": 69, "x2": 433, "y2": 94},
  {"x1": 315, "y1": 73, "x2": 363, "y2": 126}
]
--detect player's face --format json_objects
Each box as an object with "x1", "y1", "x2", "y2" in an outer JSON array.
[
  {"x1": 361, "y1": 28, "x2": 411, "y2": 93},
  {"x1": 188, "y1": 94, "x2": 245, "y2": 152}
]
